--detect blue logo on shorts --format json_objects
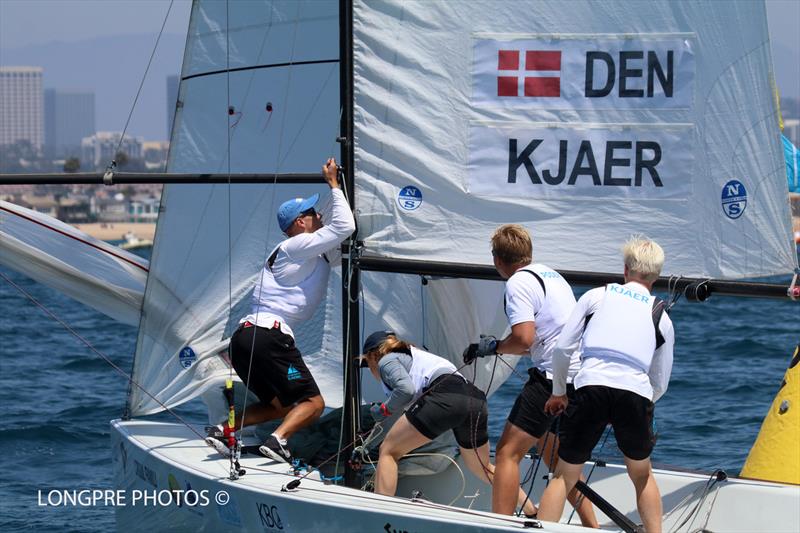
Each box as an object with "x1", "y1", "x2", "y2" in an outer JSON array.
[
  {"x1": 287, "y1": 364, "x2": 301, "y2": 381},
  {"x1": 179, "y1": 346, "x2": 196, "y2": 369},
  {"x1": 721, "y1": 179, "x2": 747, "y2": 219},
  {"x1": 397, "y1": 186, "x2": 422, "y2": 211}
]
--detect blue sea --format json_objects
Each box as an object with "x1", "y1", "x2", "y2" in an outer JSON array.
[{"x1": 0, "y1": 250, "x2": 797, "y2": 532}]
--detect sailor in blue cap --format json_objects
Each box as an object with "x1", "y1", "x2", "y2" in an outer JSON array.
[{"x1": 207, "y1": 158, "x2": 355, "y2": 464}]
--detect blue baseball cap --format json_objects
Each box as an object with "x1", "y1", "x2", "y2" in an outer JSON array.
[{"x1": 277, "y1": 193, "x2": 320, "y2": 232}]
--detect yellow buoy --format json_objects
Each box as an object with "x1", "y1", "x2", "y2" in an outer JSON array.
[{"x1": 741, "y1": 344, "x2": 800, "y2": 484}]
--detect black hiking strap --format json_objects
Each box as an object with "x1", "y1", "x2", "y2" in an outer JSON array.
[
  {"x1": 652, "y1": 297, "x2": 666, "y2": 350},
  {"x1": 503, "y1": 269, "x2": 547, "y2": 317},
  {"x1": 268, "y1": 247, "x2": 329, "y2": 270}
]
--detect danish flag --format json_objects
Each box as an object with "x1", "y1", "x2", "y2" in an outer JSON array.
[{"x1": 497, "y1": 50, "x2": 561, "y2": 97}]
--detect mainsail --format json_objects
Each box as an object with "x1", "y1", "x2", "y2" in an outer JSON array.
[{"x1": 351, "y1": 0, "x2": 797, "y2": 278}]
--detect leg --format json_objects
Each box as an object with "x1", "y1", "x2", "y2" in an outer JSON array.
[
  {"x1": 236, "y1": 397, "x2": 293, "y2": 428},
  {"x1": 375, "y1": 415, "x2": 431, "y2": 497},
  {"x1": 538, "y1": 432, "x2": 600, "y2": 528},
  {"x1": 624, "y1": 456, "x2": 662, "y2": 533},
  {"x1": 273, "y1": 394, "x2": 325, "y2": 440},
  {"x1": 537, "y1": 459, "x2": 583, "y2": 523},
  {"x1": 492, "y1": 421, "x2": 539, "y2": 515},
  {"x1": 461, "y1": 442, "x2": 537, "y2": 517}
]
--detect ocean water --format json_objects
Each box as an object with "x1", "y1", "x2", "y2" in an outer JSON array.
[{"x1": 0, "y1": 255, "x2": 797, "y2": 532}]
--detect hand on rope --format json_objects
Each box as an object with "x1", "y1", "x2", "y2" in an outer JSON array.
[
  {"x1": 322, "y1": 157, "x2": 340, "y2": 189},
  {"x1": 462, "y1": 334, "x2": 497, "y2": 364}
]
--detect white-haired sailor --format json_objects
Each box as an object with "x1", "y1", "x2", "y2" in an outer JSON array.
[
  {"x1": 538, "y1": 236, "x2": 675, "y2": 533},
  {"x1": 206, "y1": 158, "x2": 355, "y2": 464},
  {"x1": 360, "y1": 330, "x2": 537, "y2": 516}
]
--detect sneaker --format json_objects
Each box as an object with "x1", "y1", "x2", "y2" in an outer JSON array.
[
  {"x1": 205, "y1": 424, "x2": 225, "y2": 440},
  {"x1": 205, "y1": 424, "x2": 232, "y2": 457},
  {"x1": 259, "y1": 435, "x2": 292, "y2": 464},
  {"x1": 205, "y1": 436, "x2": 232, "y2": 458}
]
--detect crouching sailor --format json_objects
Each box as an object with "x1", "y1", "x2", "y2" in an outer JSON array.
[
  {"x1": 360, "y1": 330, "x2": 537, "y2": 516},
  {"x1": 537, "y1": 236, "x2": 675, "y2": 533},
  {"x1": 206, "y1": 157, "x2": 355, "y2": 464}
]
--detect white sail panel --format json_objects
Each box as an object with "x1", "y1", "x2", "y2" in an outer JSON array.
[
  {"x1": 130, "y1": 0, "x2": 342, "y2": 416},
  {"x1": 352, "y1": 0, "x2": 797, "y2": 278},
  {"x1": 0, "y1": 201, "x2": 147, "y2": 326}
]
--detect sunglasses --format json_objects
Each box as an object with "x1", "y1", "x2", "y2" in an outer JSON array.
[{"x1": 300, "y1": 208, "x2": 317, "y2": 218}]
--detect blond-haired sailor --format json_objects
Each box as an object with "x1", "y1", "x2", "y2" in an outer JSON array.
[
  {"x1": 463, "y1": 224, "x2": 597, "y2": 525},
  {"x1": 538, "y1": 237, "x2": 674, "y2": 533}
]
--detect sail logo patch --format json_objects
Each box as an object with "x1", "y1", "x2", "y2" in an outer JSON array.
[
  {"x1": 287, "y1": 364, "x2": 301, "y2": 381},
  {"x1": 497, "y1": 50, "x2": 561, "y2": 97},
  {"x1": 397, "y1": 186, "x2": 422, "y2": 211},
  {"x1": 473, "y1": 36, "x2": 694, "y2": 110},
  {"x1": 721, "y1": 179, "x2": 747, "y2": 219},
  {"x1": 179, "y1": 346, "x2": 196, "y2": 369}
]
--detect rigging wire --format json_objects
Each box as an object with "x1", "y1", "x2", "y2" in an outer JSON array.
[
  {"x1": 0, "y1": 270, "x2": 217, "y2": 450},
  {"x1": 237, "y1": 0, "x2": 303, "y2": 441},
  {"x1": 110, "y1": 0, "x2": 175, "y2": 170}
]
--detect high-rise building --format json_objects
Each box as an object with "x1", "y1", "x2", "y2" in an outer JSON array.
[
  {"x1": 166, "y1": 75, "x2": 180, "y2": 139},
  {"x1": 44, "y1": 89, "x2": 95, "y2": 158},
  {"x1": 0, "y1": 67, "x2": 44, "y2": 150},
  {"x1": 81, "y1": 132, "x2": 143, "y2": 170}
]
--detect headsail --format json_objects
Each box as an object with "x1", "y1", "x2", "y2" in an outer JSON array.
[
  {"x1": 351, "y1": 0, "x2": 797, "y2": 278},
  {"x1": 129, "y1": 0, "x2": 342, "y2": 415}
]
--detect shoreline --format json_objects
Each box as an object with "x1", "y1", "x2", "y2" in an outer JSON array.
[{"x1": 72, "y1": 222, "x2": 156, "y2": 241}]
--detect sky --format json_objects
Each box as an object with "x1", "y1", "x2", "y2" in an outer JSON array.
[{"x1": 0, "y1": 0, "x2": 798, "y2": 138}]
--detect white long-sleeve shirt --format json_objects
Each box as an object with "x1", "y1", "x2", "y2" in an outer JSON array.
[
  {"x1": 243, "y1": 187, "x2": 355, "y2": 335},
  {"x1": 551, "y1": 282, "x2": 674, "y2": 402}
]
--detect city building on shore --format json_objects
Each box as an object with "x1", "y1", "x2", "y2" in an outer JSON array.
[
  {"x1": 0, "y1": 66, "x2": 44, "y2": 151},
  {"x1": 81, "y1": 131, "x2": 143, "y2": 170},
  {"x1": 44, "y1": 89, "x2": 95, "y2": 159}
]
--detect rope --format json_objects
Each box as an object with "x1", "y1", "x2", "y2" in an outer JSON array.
[
  {"x1": 664, "y1": 470, "x2": 726, "y2": 532},
  {"x1": 237, "y1": 0, "x2": 303, "y2": 440},
  {"x1": 566, "y1": 425, "x2": 612, "y2": 524},
  {"x1": 110, "y1": 0, "x2": 175, "y2": 169}
]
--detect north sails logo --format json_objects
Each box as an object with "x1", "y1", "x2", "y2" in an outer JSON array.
[
  {"x1": 287, "y1": 365, "x2": 301, "y2": 381},
  {"x1": 497, "y1": 50, "x2": 561, "y2": 97}
]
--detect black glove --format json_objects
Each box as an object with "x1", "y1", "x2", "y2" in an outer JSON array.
[{"x1": 462, "y1": 343, "x2": 480, "y2": 365}]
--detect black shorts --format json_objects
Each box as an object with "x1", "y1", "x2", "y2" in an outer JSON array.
[
  {"x1": 229, "y1": 324, "x2": 320, "y2": 407},
  {"x1": 405, "y1": 375, "x2": 489, "y2": 449},
  {"x1": 558, "y1": 385, "x2": 655, "y2": 464},
  {"x1": 508, "y1": 368, "x2": 575, "y2": 439}
]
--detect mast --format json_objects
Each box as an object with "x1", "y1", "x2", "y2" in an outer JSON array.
[{"x1": 339, "y1": 0, "x2": 361, "y2": 488}]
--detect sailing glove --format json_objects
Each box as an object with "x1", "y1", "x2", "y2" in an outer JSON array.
[
  {"x1": 370, "y1": 402, "x2": 390, "y2": 423},
  {"x1": 462, "y1": 335, "x2": 498, "y2": 364}
]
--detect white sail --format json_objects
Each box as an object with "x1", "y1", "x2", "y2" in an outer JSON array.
[
  {"x1": 130, "y1": 0, "x2": 517, "y2": 416},
  {"x1": 352, "y1": 0, "x2": 797, "y2": 278},
  {"x1": 0, "y1": 200, "x2": 147, "y2": 326},
  {"x1": 129, "y1": 0, "x2": 343, "y2": 415}
]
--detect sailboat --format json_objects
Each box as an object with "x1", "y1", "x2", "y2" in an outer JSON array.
[{"x1": 1, "y1": 0, "x2": 798, "y2": 531}]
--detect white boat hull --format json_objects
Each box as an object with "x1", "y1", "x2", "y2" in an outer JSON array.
[{"x1": 111, "y1": 419, "x2": 799, "y2": 532}]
